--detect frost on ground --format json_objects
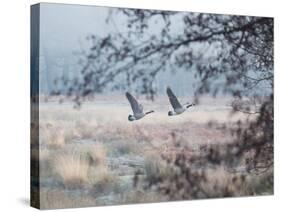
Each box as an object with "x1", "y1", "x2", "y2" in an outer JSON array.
[{"x1": 32, "y1": 96, "x2": 273, "y2": 209}]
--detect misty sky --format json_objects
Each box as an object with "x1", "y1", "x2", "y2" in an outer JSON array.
[
  {"x1": 38, "y1": 3, "x2": 198, "y2": 97},
  {"x1": 40, "y1": 3, "x2": 112, "y2": 52}
]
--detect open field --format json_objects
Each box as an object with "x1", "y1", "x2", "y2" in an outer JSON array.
[{"x1": 31, "y1": 96, "x2": 273, "y2": 209}]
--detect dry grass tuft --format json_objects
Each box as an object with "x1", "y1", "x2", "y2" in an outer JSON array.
[
  {"x1": 53, "y1": 151, "x2": 90, "y2": 188},
  {"x1": 52, "y1": 145, "x2": 117, "y2": 190},
  {"x1": 87, "y1": 144, "x2": 107, "y2": 166},
  {"x1": 40, "y1": 125, "x2": 66, "y2": 148},
  {"x1": 202, "y1": 168, "x2": 250, "y2": 197},
  {"x1": 144, "y1": 154, "x2": 173, "y2": 180},
  {"x1": 87, "y1": 145, "x2": 118, "y2": 188},
  {"x1": 75, "y1": 119, "x2": 98, "y2": 139},
  {"x1": 89, "y1": 165, "x2": 117, "y2": 186}
]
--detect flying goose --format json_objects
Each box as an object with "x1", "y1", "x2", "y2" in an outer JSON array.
[
  {"x1": 166, "y1": 87, "x2": 195, "y2": 116},
  {"x1": 126, "y1": 92, "x2": 154, "y2": 121}
]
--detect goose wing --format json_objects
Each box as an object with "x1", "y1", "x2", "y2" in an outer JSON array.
[
  {"x1": 166, "y1": 87, "x2": 183, "y2": 110},
  {"x1": 126, "y1": 92, "x2": 143, "y2": 114}
]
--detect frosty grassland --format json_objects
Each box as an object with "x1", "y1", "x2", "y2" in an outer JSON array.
[{"x1": 31, "y1": 95, "x2": 272, "y2": 209}]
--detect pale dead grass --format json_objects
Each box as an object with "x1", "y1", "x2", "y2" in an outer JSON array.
[
  {"x1": 53, "y1": 151, "x2": 90, "y2": 188},
  {"x1": 39, "y1": 96, "x2": 250, "y2": 128},
  {"x1": 109, "y1": 139, "x2": 140, "y2": 156},
  {"x1": 87, "y1": 143, "x2": 107, "y2": 166},
  {"x1": 40, "y1": 189, "x2": 95, "y2": 209},
  {"x1": 123, "y1": 190, "x2": 168, "y2": 204},
  {"x1": 52, "y1": 144, "x2": 117, "y2": 190},
  {"x1": 202, "y1": 167, "x2": 273, "y2": 197},
  {"x1": 202, "y1": 167, "x2": 250, "y2": 197},
  {"x1": 144, "y1": 153, "x2": 174, "y2": 180},
  {"x1": 88, "y1": 164, "x2": 117, "y2": 187},
  {"x1": 87, "y1": 144, "x2": 118, "y2": 186},
  {"x1": 38, "y1": 97, "x2": 250, "y2": 150},
  {"x1": 35, "y1": 96, "x2": 261, "y2": 208},
  {"x1": 75, "y1": 119, "x2": 98, "y2": 139},
  {"x1": 143, "y1": 158, "x2": 272, "y2": 199},
  {"x1": 40, "y1": 124, "x2": 66, "y2": 148}
]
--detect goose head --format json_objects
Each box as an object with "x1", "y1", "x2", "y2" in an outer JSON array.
[
  {"x1": 168, "y1": 111, "x2": 176, "y2": 116},
  {"x1": 128, "y1": 114, "x2": 136, "y2": 121}
]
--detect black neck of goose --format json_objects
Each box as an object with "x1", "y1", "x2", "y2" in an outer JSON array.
[
  {"x1": 186, "y1": 104, "x2": 195, "y2": 109},
  {"x1": 145, "y1": 110, "x2": 154, "y2": 115}
]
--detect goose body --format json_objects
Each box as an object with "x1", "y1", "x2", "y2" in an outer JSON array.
[
  {"x1": 125, "y1": 92, "x2": 154, "y2": 121},
  {"x1": 166, "y1": 87, "x2": 195, "y2": 116}
]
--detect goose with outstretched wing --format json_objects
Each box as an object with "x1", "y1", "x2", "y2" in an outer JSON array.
[
  {"x1": 166, "y1": 87, "x2": 195, "y2": 116},
  {"x1": 126, "y1": 92, "x2": 154, "y2": 121}
]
